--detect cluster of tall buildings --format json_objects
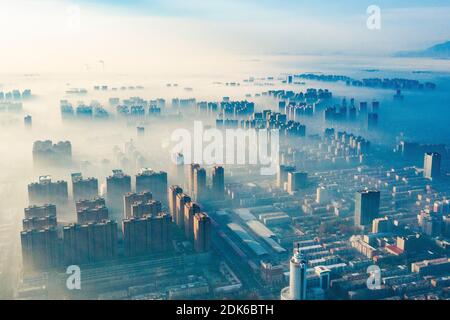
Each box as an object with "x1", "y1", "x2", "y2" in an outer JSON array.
[
  {"x1": 220, "y1": 100, "x2": 255, "y2": 117},
  {"x1": 169, "y1": 185, "x2": 211, "y2": 253},
  {"x1": 267, "y1": 88, "x2": 332, "y2": 101},
  {"x1": 111, "y1": 96, "x2": 165, "y2": 118},
  {"x1": 277, "y1": 165, "x2": 308, "y2": 194},
  {"x1": 0, "y1": 88, "x2": 31, "y2": 101},
  {"x1": 19, "y1": 76, "x2": 450, "y2": 302},
  {"x1": 284, "y1": 103, "x2": 314, "y2": 120},
  {"x1": 28, "y1": 176, "x2": 68, "y2": 205},
  {"x1": 396, "y1": 140, "x2": 447, "y2": 162},
  {"x1": 267, "y1": 87, "x2": 381, "y2": 131},
  {"x1": 21, "y1": 165, "x2": 216, "y2": 272},
  {"x1": 21, "y1": 204, "x2": 59, "y2": 271},
  {"x1": 32, "y1": 140, "x2": 72, "y2": 167},
  {"x1": 122, "y1": 190, "x2": 173, "y2": 256},
  {"x1": 60, "y1": 100, "x2": 110, "y2": 120},
  {"x1": 17, "y1": 169, "x2": 140, "y2": 269},
  {"x1": 297, "y1": 73, "x2": 437, "y2": 91},
  {"x1": 22, "y1": 190, "x2": 119, "y2": 269},
  {"x1": 324, "y1": 100, "x2": 379, "y2": 126},
  {"x1": 323, "y1": 130, "x2": 371, "y2": 156},
  {"x1": 116, "y1": 105, "x2": 161, "y2": 118},
  {"x1": 105, "y1": 168, "x2": 167, "y2": 219},
  {"x1": 186, "y1": 164, "x2": 224, "y2": 202},
  {"x1": 219, "y1": 109, "x2": 306, "y2": 137}
]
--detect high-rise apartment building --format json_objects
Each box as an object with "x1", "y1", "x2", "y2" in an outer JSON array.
[
  {"x1": 75, "y1": 197, "x2": 105, "y2": 212},
  {"x1": 21, "y1": 202, "x2": 60, "y2": 271},
  {"x1": 277, "y1": 165, "x2": 296, "y2": 189},
  {"x1": 132, "y1": 200, "x2": 161, "y2": 218},
  {"x1": 23, "y1": 204, "x2": 57, "y2": 232},
  {"x1": 316, "y1": 186, "x2": 330, "y2": 204},
  {"x1": 168, "y1": 185, "x2": 183, "y2": 217},
  {"x1": 211, "y1": 166, "x2": 225, "y2": 200},
  {"x1": 21, "y1": 227, "x2": 59, "y2": 271},
  {"x1": 372, "y1": 216, "x2": 393, "y2": 233},
  {"x1": 63, "y1": 220, "x2": 118, "y2": 265},
  {"x1": 123, "y1": 212, "x2": 171, "y2": 256},
  {"x1": 287, "y1": 171, "x2": 308, "y2": 194},
  {"x1": 188, "y1": 163, "x2": 200, "y2": 193},
  {"x1": 193, "y1": 167, "x2": 206, "y2": 202},
  {"x1": 123, "y1": 191, "x2": 153, "y2": 219},
  {"x1": 106, "y1": 169, "x2": 131, "y2": 220},
  {"x1": 355, "y1": 189, "x2": 380, "y2": 228},
  {"x1": 193, "y1": 212, "x2": 211, "y2": 253},
  {"x1": 175, "y1": 193, "x2": 191, "y2": 229},
  {"x1": 22, "y1": 215, "x2": 57, "y2": 231},
  {"x1": 424, "y1": 152, "x2": 441, "y2": 180},
  {"x1": 32, "y1": 140, "x2": 72, "y2": 167},
  {"x1": 71, "y1": 173, "x2": 98, "y2": 201},
  {"x1": 77, "y1": 205, "x2": 108, "y2": 224},
  {"x1": 28, "y1": 176, "x2": 68, "y2": 205},
  {"x1": 184, "y1": 202, "x2": 201, "y2": 240},
  {"x1": 24, "y1": 204, "x2": 57, "y2": 219},
  {"x1": 171, "y1": 152, "x2": 185, "y2": 186},
  {"x1": 135, "y1": 168, "x2": 167, "y2": 203}
]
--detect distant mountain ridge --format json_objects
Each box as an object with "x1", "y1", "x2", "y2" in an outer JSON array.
[{"x1": 395, "y1": 41, "x2": 450, "y2": 59}]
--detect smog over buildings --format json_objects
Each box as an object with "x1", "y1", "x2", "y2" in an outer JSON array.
[{"x1": 1, "y1": 0, "x2": 450, "y2": 308}]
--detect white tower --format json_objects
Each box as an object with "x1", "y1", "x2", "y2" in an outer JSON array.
[{"x1": 281, "y1": 245, "x2": 307, "y2": 300}]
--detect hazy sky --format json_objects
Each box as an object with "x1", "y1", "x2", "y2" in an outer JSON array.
[{"x1": 0, "y1": 0, "x2": 449, "y2": 73}]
